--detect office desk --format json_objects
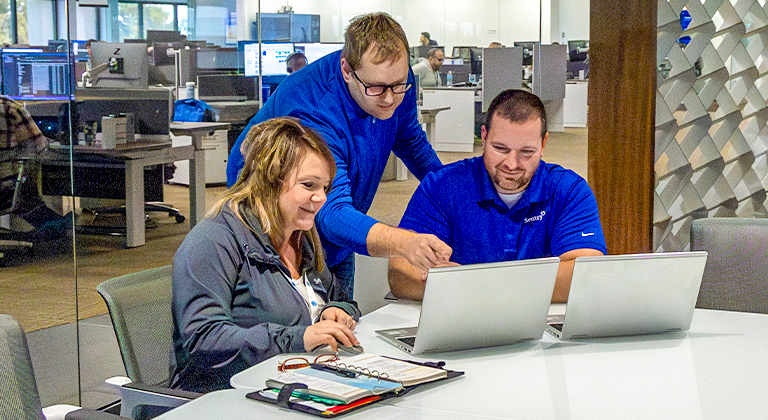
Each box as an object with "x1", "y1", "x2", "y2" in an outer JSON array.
[
  {"x1": 419, "y1": 106, "x2": 450, "y2": 146},
  {"x1": 169, "y1": 122, "x2": 231, "y2": 187},
  {"x1": 216, "y1": 303, "x2": 768, "y2": 419},
  {"x1": 46, "y1": 138, "x2": 205, "y2": 248},
  {"x1": 423, "y1": 87, "x2": 479, "y2": 152}
]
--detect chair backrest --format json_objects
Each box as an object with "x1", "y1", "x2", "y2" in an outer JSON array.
[
  {"x1": 0, "y1": 314, "x2": 44, "y2": 420},
  {"x1": 0, "y1": 148, "x2": 25, "y2": 216},
  {"x1": 690, "y1": 218, "x2": 768, "y2": 313},
  {"x1": 97, "y1": 265, "x2": 174, "y2": 386}
]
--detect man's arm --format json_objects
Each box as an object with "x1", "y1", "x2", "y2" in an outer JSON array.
[
  {"x1": 369, "y1": 224, "x2": 451, "y2": 277},
  {"x1": 552, "y1": 248, "x2": 605, "y2": 303},
  {"x1": 389, "y1": 256, "x2": 460, "y2": 300},
  {"x1": 388, "y1": 256, "x2": 424, "y2": 300}
]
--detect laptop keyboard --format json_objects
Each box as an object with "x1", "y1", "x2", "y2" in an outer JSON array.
[
  {"x1": 550, "y1": 323, "x2": 564, "y2": 332},
  {"x1": 397, "y1": 336, "x2": 416, "y2": 347}
]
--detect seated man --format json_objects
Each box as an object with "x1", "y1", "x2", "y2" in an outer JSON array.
[
  {"x1": 411, "y1": 48, "x2": 443, "y2": 89},
  {"x1": 285, "y1": 52, "x2": 308, "y2": 75},
  {"x1": 389, "y1": 89, "x2": 606, "y2": 302}
]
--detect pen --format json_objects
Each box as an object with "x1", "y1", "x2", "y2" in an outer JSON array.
[
  {"x1": 309, "y1": 362, "x2": 358, "y2": 378},
  {"x1": 266, "y1": 388, "x2": 346, "y2": 406}
]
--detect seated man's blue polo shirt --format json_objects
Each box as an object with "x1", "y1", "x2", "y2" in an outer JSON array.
[{"x1": 399, "y1": 157, "x2": 606, "y2": 264}]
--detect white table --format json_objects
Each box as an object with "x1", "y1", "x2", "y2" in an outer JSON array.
[{"x1": 158, "y1": 303, "x2": 768, "y2": 419}]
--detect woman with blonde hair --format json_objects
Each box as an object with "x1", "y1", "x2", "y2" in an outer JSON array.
[{"x1": 170, "y1": 117, "x2": 360, "y2": 392}]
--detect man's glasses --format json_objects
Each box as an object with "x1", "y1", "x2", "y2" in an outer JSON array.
[
  {"x1": 278, "y1": 354, "x2": 339, "y2": 372},
  {"x1": 351, "y1": 71, "x2": 413, "y2": 96}
]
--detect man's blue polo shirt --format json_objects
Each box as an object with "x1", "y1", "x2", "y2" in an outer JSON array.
[
  {"x1": 226, "y1": 50, "x2": 441, "y2": 266},
  {"x1": 399, "y1": 157, "x2": 606, "y2": 264}
]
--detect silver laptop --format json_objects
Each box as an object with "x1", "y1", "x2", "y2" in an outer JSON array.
[
  {"x1": 546, "y1": 252, "x2": 708, "y2": 340},
  {"x1": 377, "y1": 257, "x2": 560, "y2": 354}
]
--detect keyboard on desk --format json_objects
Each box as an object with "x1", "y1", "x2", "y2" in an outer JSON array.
[{"x1": 396, "y1": 336, "x2": 417, "y2": 347}]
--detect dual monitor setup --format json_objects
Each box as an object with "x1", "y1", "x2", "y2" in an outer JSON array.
[{"x1": 0, "y1": 41, "x2": 89, "y2": 101}]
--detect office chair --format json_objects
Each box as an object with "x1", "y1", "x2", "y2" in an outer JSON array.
[
  {"x1": 96, "y1": 266, "x2": 200, "y2": 419},
  {"x1": 0, "y1": 148, "x2": 35, "y2": 260},
  {"x1": 0, "y1": 314, "x2": 128, "y2": 420},
  {"x1": 690, "y1": 218, "x2": 768, "y2": 313}
]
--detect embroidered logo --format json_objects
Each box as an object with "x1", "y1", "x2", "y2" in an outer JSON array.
[
  {"x1": 581, "y1": 232, "x2": 595, "y2": 237},
  {"x1": 524, "y1": 211, "x2": 546, "y2": 224}
]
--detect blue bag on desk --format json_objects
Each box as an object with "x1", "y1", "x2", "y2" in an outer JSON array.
[{"x1": 173, "y1": 99, "x2": 214, "y2": 122}]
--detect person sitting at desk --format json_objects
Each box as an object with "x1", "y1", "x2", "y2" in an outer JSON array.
[
  {"x1": 388, "y1": 89, "x2": 606, "y2": 302},
  {"x1": 411, "y1": 48, "x2": 444, "y2": 89},
  {"x1": 286, "y1": 52, "x2": 308, "y2": 75},
  {"x1": 419, "y1": 32, "x2": 438, "y2": 46},
  {"x1": 170, "y1": 117, "x2": 361, "y2": 393}
]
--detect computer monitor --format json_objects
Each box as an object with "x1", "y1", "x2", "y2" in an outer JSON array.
[
  {"x1": 152, "y1": 42, "x2": 183, "y2": 66},
  {"x1": 239, "y1": 41, "x2": 294, "y2": 76},
  {"x1": 294, "y1": 43, "x2": 343, "y2": 64},
  {"x1": 89, "y1": 42, "x2": 149, "y2": 89},
  {"x1": 1, "y1": 51, "x2": 73, "y2": 100},
  {"x1": 1, "y1": 48, "x2": 44, "y2": 53},
  {"x1": 71, "y1": 40, "x2": 90, "y2": 62},
  {"x1": 194, "y1": 48, "x2": 238, "y2": 73},
  {"x1": 513, "y1": 42, "x2": 535, "y2": 66},
  {"x1": 411, "y1": 45, "x2": 432, "y2": 59},
  {"x1": 146, "y1": 30, "x2": 185, "y2": 43},
  {"x1": 197, "y1": 74, "x2": 257, "y2": 101},
  {"x1": 47, "y1": 39, "x2": 68, "y2": 52},
  {"x1": 568, "y1": 40, "x2": 589, "y2": 62}
]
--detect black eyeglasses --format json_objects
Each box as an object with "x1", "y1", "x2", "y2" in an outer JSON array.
[{"x1": 351, "y1": 71, "x2": 413, "y2": 96}]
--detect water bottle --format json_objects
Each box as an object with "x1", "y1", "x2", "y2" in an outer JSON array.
[
  {"x1": 186, "y1": 82, "x2": 195, "y2": 99},
  {"x1": 446, "y1": 71, "x2": 453, "y2": 86}
]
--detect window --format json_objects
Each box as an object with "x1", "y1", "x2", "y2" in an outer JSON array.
[
  {"x1": 143, "y1": 3, "x2": 174, "y2": 34},
  {"x1": 118, "y1": 2, "x2": 139, "y2": 40},
  {"x1": 0, "y1": 0, "x2": 11, "y2": 44}
]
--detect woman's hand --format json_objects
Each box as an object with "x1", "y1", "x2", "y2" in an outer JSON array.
[
  {"x1": 319, "y1": 307, "x2": 357, "y2": 330},
  {"x1": 303, "y1": 320, "x2": 359, "y2": 352}
]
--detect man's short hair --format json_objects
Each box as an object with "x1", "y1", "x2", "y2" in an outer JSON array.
[
  {"x1": 421, "y1": 32, "x2": 431, "y2": 40},
  {"x1": 426, "y1": 48, "x2": 443, "y2": 59},
  {"x1": 485, "y1": 89, "x2": 547, "y2": 139},
  {"x1": 342, "y1": 12, "x2": 409, "y2": 70}
]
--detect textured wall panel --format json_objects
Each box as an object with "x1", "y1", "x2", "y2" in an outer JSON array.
[{"x1": 655, "y1": 0, "x2": 768, "y2": 251}]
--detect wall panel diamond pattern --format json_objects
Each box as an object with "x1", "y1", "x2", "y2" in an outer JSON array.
[{"x1": 656, "y1": 0, "x2": 768, "y2": 251}]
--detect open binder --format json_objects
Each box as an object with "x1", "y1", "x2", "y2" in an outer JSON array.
[{"x1": 246, "y1": 354, "x2": 464, "y2": 417}]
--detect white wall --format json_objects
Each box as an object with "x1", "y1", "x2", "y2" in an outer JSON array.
[
  {"x1": 238, "y1": 0, "x2": 587, "y2": 52},
  {"x1": 558, "y1": 0, "x2": 589, "y2": 43}
]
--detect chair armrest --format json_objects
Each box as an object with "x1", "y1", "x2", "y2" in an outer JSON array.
[
  {"x1": 104, "y1": 376, "x2": 200, "y2": 418},
  {"x1": 123, "y1": 382, "x2": 202, "y2": 400},
  {"x1": 63, "y1": 408, "x2": 130, "y2": 420}
]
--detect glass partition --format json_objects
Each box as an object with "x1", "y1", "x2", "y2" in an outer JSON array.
[{"x1": 0, "y1": 0, "x2": 589, "y2": 409}]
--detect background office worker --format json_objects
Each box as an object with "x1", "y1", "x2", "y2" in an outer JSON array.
[
  {"x1": 419, "y1": 32, "x2": 439, "y2": 46},
  {"x1": 412, "y1": 48, "x2": 444, "y2": 88},
  {"x1": 286, "y1": 52, "x2": 308, "y2": 74},
  {"x1": 172, "y1": 118, "x2": 360, "y2": 393},
  {"x1": 389, "y1": 89, "x2": 606, "y2": 301},
  {"x1": 226, "y1": 12, "x2": 451, "y2": 299}
]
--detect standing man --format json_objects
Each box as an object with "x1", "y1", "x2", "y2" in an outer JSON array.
[
  {"x1": 411, "y1": 48, "x2": 444, "y2": 88},
  {"x1": 419, "y1": 32, "x2": 439, "y2": 46},
  {"x1": 389, "y1": 89, "x2": 606, "y2": 301},
  {"x1": 226, "y1": 13, "x2": 451, "y2": 298}
]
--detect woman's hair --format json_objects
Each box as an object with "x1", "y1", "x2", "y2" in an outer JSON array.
[{"x1": 210, "y1": 117, "x2": 336, "y2": 271}]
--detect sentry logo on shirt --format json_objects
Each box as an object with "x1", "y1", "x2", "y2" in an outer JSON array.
[{"x1": 524, "y1": 211, "x2": 546, "y2": 224}]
